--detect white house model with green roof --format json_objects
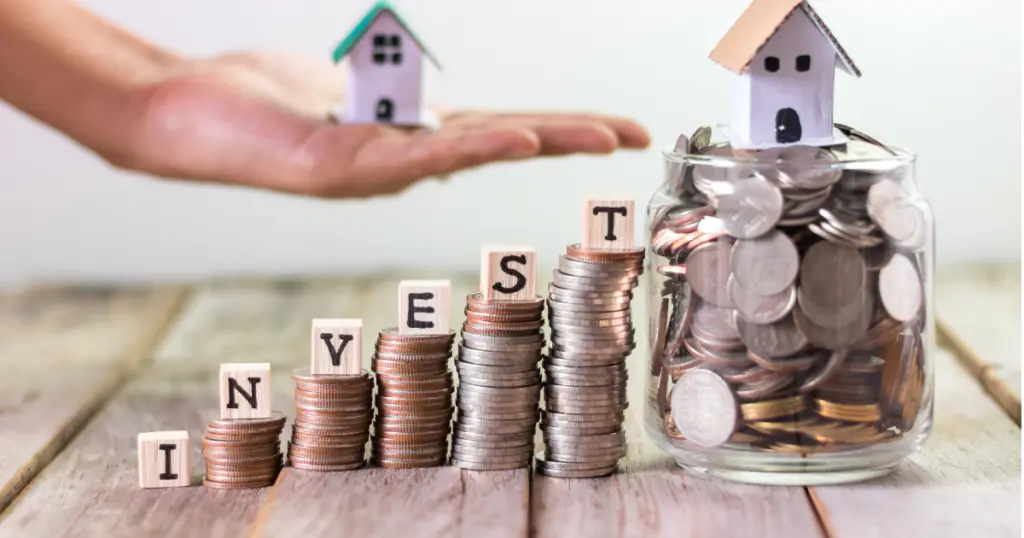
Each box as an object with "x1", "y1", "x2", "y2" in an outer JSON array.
[{"x1": 332, "y1": 1, "x2": 440, "y2": 126}]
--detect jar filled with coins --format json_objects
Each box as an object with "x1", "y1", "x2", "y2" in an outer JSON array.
[{"x1": 645, "y1": 125, "x2": 933, "y2": 485}]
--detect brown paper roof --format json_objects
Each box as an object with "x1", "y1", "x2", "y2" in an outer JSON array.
[{"x1": 709, "y1": 0, "x2": 861, "y2": 77}]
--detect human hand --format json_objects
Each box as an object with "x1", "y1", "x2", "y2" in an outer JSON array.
[{"x1": 117, "y1": 52, "x2": 651, "y2": 198}]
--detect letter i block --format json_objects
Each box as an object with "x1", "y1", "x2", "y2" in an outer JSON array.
[
  {"x1": 138, "y1": 431, "x2": 190, "y2": 488},
  {"x1": 583, "y1": 198, "x2": 635, "y2": 250},
  {"x1": 311, "y1": 319, "x2": 363, "y2": 375},
  {"x1": 398, "y1": 280, "x2": 451, "y2": 336},
  {"x1": 480, "y1": 246, "x2": 537, "y2": 301},
  {"x1": 219, "y1": 363, "x2": 272, "y2": 419}
]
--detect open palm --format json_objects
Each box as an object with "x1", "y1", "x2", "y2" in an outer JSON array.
[{"x1": 120, "y1": 52, "x2": 650, "y2": 198}]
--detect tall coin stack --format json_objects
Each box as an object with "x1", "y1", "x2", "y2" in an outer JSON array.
[
  {"x1": 451, "y1": 293, "x2": 545, "y2": 470},
  {"x1": 371, "y1": 328, "x2": 456, "y2": 468},
  {"x1": 539, "y1": 242, "x2": 645, "y2": 478},
  {"x1": 287, "y1": 369, "x2": 374, "y2": 471},
  {"x1": 202, "y1": 412, "x2": 286, "y2": 489}
]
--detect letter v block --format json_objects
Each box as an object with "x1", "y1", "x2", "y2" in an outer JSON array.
[
  {"x1": 398, "y1": 280, "x2": 451, "y2": 336},
  {"x1": 480, "y1": 245, "x2": 537, "y2": 301},
  {"x1": 311, "y1": 319, "x2": 362, "y2": 375},
  {"x1": 137, "y1": 431, "x2": 190, "y2": 488},
  {"x1": 219, "y1": 363, "x2": 272, "y2": 419}
]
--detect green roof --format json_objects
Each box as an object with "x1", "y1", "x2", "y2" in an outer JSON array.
[{"x1": 331, "y1": 1, "x2": 441, "y2": 70}]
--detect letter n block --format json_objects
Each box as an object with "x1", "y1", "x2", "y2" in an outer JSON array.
[
  {"x1": 480, "y1": 245, "x2": 537, "y2": 301},
  {"x1": 311, "y1": 319, "x2": 362, "y2": 375},
  {"x1": 138, "y1": 431, "x2": 190, "y2": 488},
  {"x1": 583, "y1": 198, "x2": 635, "y2": 250},
  {"x1": 219, "y1": 363, "x2": 272, "y2": 419},
  {"x1": 398, "y1": 280, "x2": 451, "y2": 336}
]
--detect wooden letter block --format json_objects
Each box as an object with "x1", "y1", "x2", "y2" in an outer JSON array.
[
  {"x1": 480, "y1": 245, "x2": 537, "y2": 301},
  {"x1": 137, "y1": 431, "x2": 190, "y2": 488},
  {"x1": 311, "y1": 319, "x2": 362, "y2": 375},
  {"x1": 219, "y1": 363, "x2": 272, "y2": 419},
  {"x1": 398, "y1": 280, "x2": 451, "y2": 336},
  {"x1": 583, "y1": 198, "x2": 635, "y2": 250}
]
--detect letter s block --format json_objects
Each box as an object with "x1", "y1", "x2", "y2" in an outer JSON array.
[
  {"x1": 480, "y1": 246, "x2": 537, "y2": 301},
  {"x1": 138, "y1": 431, "x2": 190, "y2": 488},
  {"x1": 398, "y1": 280, "x2": 451, "y2": 336},
  {"x1": 219, "y1": 363, "x2": 272, "y2": 419},
  {"x1": 583, "y1": 198, "x2": 635, "y2": 250}
]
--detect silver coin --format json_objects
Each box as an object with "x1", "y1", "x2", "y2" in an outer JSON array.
[
  {"x1": 778, "y1": 145, "x2": 842, "y2": 189},
  {"x1": 547, "y1": 283, "x2": 633, "y2": 299},
  {"x1": 685, "y1": 241, "x2": 733, "y2": 306},
  {"x1": 450, "y1": 458, "x2": 529, "y2": 471},
  {"x1": 458, "y1": 346, "x2": 541, "y2": 363},
  {"x1": 727, "y1": 275, "x2": 795, "y2": 325},
  {"x1": 545, "y1": 355, "x2": 625, "y2": 367},
  {"x1": 460, "y1": 340, "x2": 545, "y2": 353},
  {"x1": 670, "y1": 369, "x2": 737, "y2": 448},
  {"x1": 735, "y1": 371, "x2": 794, "y2": 400},
  {"x1": 799, "y1": 241, "x2": 867, "y2": 306},
  {"x1": 535, "y1": 457, "x2": 617, "y2": 473},
  {"x1": 689, "y1": 297, "x2": 740, "y2": 341},
  {"x1": 878, "y1": 253, "x2": 923, "y2": 322},
  {"x1": 457, "y1": 408, "x2": 538, "y2": 421},
  {"x1": 558, "y1": 256, "x2": 642, "y2": 277},
  {"x1": 713, "y1": 174, "x2": 784, "y2": 239},
  {"x1": 866, "y1": 179, "x2": 928, "y2": 251},
  {"x1": 798, "y1": 348, "x2": 849, "y2": 393},
  {"x1": 451, "y1": 438, "x2": 533, "y2": 450},
  {"x1": 458, "y1": 376, "x2": 540, "y2": 389},
  {"x1": 735, "y1": 312, "x2": 809, "y2": 358},
  {"x1": 793, "y1": 299, "x2": 873, "y2": 350},
  {"x1": 546, "y1": 307, "x2": 631, "y2": 321},
  {"x1": 454, "y1": 415, "x2": 537, "y2": 429},
  {"x1": 550, "y1": 342, "x2": 635, "y2": 355},
  {"x1": 730, "y1": 230, "x2": 799, "y2": 296},
  {"x1": 547, "y1": 296, "x2": 632, "y2": 311},
  {"x1": 457, "y1": 361, "x2": 538, "y2": 374}
]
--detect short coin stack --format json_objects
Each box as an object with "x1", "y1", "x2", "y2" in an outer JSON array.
[
  {"x1": 202, "y1": 412, "x2": 286, "y2": 489},
  {"x1": 287, "y1": 369, "x2": 374, "y2": 471},
  {"x1": 538, "y1": 245, "x2": 645, "y2": 478},
  {"x1": 451, "y1": 293, "x2": 545, "y2": 470},
  {"x1": 371, "y1": 328, "x2": 456, "y2": 468}
]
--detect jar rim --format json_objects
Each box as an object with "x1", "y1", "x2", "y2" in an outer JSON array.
[{"x1": 661, "y1": 146, "x2": 917, "y2": 170}]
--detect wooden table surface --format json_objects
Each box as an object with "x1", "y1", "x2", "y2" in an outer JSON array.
[{"x1": 0, "y1": 263, "x2": 1018, "y2": 538}]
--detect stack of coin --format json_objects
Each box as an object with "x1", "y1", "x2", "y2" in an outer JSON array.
[
  {"x1": 654, "y1": 125, "x2": 926, "y2": 455},
  {"x1": 538, "y1": 245, "x2": 645, "y2": 478},
  {"x1": 202, "y1": 412, "x2": 286, "y2": 489},
  {"x1": 287, "y1": 369, "x2": 373, "y2": 471},
  {"x1": 450, "y1": 293, "x2": 545, "y2": 470},
  {"x1": 370, "y1": 328, "x2": 456, "y2": 468}
]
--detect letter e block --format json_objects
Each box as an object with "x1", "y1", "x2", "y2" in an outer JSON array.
[
  {"x1": 583, "y1": 198, "x2": 635, "y2": 250},
  {"x1": 219, "y1": 363, "x2": 272, "y2": 419},
  {"x1": 480, "y1": 246, "x2": 537, "y2": 301},
  {"x1": 138, "y1": 431, "x2": 190, "y2": 488},
  {"x1": 398, "y1": 280, "x2": 451, "y2": 336},
  {"x1": 311, "y1": 319, "x2": 362, "y2": 375}
]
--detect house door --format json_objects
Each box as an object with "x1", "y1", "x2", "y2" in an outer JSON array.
[
  {"x1": 376, "y1": 98, "x2": 394, "y2": 122},
  {"x1": 775, "y1": 108, "x2": 802, "y2": 144}
]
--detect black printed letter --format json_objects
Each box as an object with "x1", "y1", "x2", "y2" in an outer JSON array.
[
  {"x1": 158, "y1": 443, "x2": 178, "y2": 480},
  {"x1": 593, "y1": 206, "x2": 628, "y2": 241},
  {"x1": 406, "y1": 292, "x2": 435, "y2": 329},
  {"x1": 227, "y1": 377, "x2": 261, "y2": 409},
  {"x1": 492, "y1": 254, "x2": 528, "y2": 295},
  {"x1": 320, "y1": 333, "x2": 354, "y2": 366}
]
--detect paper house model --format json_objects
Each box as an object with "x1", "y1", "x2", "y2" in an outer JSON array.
[
  {"x1": 710, "y1": 0, "x2": 861, "y2": 149},
  {"x1": 332, "y1": 1, "x2": 441, "y2": 126}
]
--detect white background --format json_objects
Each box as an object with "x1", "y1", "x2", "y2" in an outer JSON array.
[{"x1": 0, "y1": 0, "x2": 1019, "y2": 285}]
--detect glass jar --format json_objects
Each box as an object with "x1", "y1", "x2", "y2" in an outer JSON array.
[{"x1": 644, "y1": 125, "x2": 934, "y2": 486}]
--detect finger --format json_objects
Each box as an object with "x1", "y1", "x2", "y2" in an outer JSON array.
[
  {"x1": 446, "y1": 111, "x2": 650, "y2": 149},
  {"x1": 528, "y1": 122, "x2": 620, "y2": 156}
]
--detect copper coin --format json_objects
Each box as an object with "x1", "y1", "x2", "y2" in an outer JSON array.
[
  {"x1": 289, "y1": 460, "x2": 365, "y2": 472},
  {"x1": 565, "y1": 244, "x2": 645, "y2": 264},
  {"x1": 206, "y1": 412, "x2": 286, "y2": 431}
]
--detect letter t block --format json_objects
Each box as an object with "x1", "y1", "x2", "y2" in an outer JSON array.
[
  {"x1": 398, "y1": 280, "x2": 451, "y2": 336},
  {"x1": 138, "y1": 431, "x2": 190, "y2": 488},
  {"x1": 219, "y1": 363, "x2": 272, "y2": 419},
  {"x1": 583, "y1": 198, "x2": 635, "y2": 250}
]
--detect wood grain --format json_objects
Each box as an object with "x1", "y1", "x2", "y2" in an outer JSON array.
[
  {"x1": 252, "y1": 274, "x2": 531, "y2": 538},
  {"x1": 809, "y1": 345, "x2": 1022, "y2": 538},
  {"x1": 936, "y1": 262, "x2": 1021, "y2": 420},
  {"x1": 0, "y1": 360, "x2": 294, "y2": 538},
  {"x1": 0, "y1": 286, "x2": 187, "y2": 513},
  {"x1": 531, "y1": 274, "x2": 824, "y2": 538}
]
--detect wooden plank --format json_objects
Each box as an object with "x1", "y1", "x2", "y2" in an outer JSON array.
[
  {"x1": 0, "y1": 359, "x2": 293, "y2": 538},
  {"x1": 531, "y1": 274, "x2": 824, "y2": 538},
  {"x1": 809, "y1": 345, "x2": 1022, "y2": 538},
  {"x1": 251, "y1": 274, "x2": 531, "y2": 538},
  {"x1": 936, "y1": 262, "x2": 1021, "y2": 420},
  {"x1": 0, "y1": 286, "x2": 187, "y2": 513}
]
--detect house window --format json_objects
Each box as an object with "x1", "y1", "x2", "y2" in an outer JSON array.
[
  {"x1": 764, "y1": 56, "x2": 780, "y2": 73},
  {"x1": 372, "y1": 34, "x2": 403, "y2": 65},
  {"x1": 796, "y1": 55, "x2": 811, "y2": 72}
]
